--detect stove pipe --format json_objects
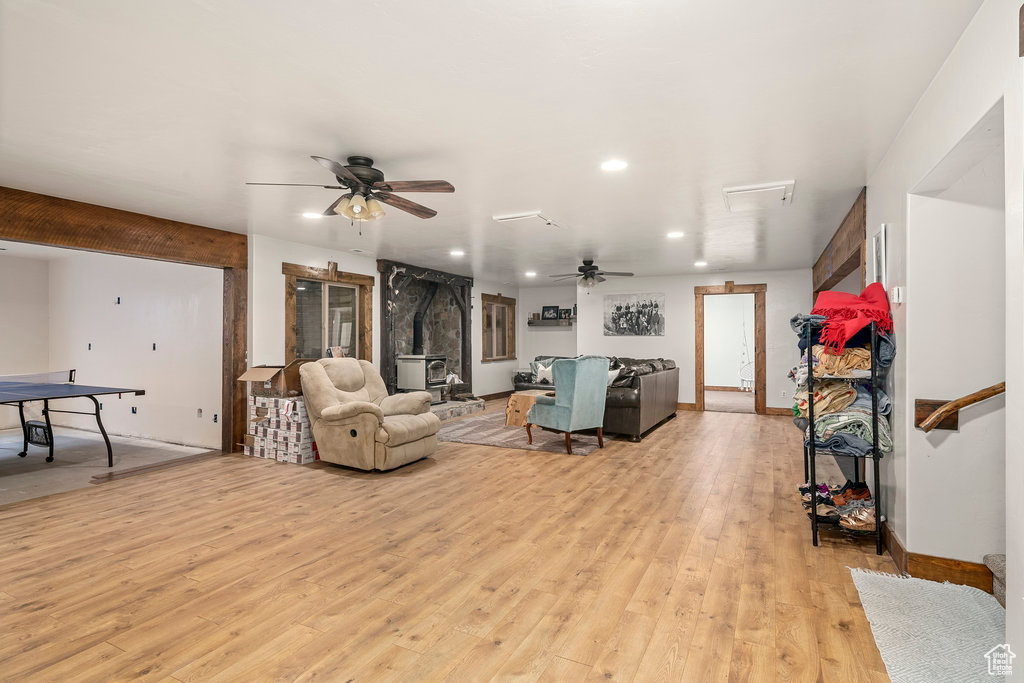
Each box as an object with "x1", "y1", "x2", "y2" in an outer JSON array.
[{"x1": 412, "y1": 282, "x2": 439, "y2": 355}]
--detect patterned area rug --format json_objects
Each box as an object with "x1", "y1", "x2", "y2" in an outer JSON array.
[
  {"x1": 849, "y1": 568, "x2": 1006, "y2": 682},
  {"x1": 437, "y1": 410, "x2": 600, "y2": 455}
]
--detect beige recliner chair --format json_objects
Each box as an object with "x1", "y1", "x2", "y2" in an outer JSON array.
[{"x1": 299, "y1": 358, "x2": 441, "y2": 471}]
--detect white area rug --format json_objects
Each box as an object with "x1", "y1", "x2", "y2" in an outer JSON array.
[{"x1": 850, "y1": 568, "x2": 1007, "y2": 682}]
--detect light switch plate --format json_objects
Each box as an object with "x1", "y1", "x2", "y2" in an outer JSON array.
[{"x1": 889, "y1": 286, "x2": 904, "y2": 304}]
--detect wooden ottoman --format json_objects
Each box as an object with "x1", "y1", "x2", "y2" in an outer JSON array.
[{"x1": 505, "y1": 389, "x2": 554, "y2": 427}]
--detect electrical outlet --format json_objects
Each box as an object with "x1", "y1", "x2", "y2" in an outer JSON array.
[
  {"x1": 131, "y1": 406, "x2": 137, "y2": 414},
  {"x1": 780, "y1": 390, "x2": 787, "y2": 398},
  {"x1": 213, "y1": 414, "x2": 218, "y2": 423},
  {"x1": 197, "y1": 408, "x2": 203, "y2": 418},
  {"x1": 88, "y1": 343, "x2": 92, "y2": 350}
]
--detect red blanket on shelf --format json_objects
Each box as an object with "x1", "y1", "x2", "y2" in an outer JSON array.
[{"x1": 811, "y1": 282, "x2": 892, "y2": 353}]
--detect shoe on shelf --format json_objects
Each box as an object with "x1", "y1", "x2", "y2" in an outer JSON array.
[
  {"x1": 833, "y1": 482, "x2": 871, "y2": 506},
  {"x1": 840, "y1": 507, "x2": 876, "y2": 531}
]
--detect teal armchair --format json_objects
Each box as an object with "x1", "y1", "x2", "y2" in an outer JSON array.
[{"x1": 526, "y1": 355, "x2": 609, "y2": 454}]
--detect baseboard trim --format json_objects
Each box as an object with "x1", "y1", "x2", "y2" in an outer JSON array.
[
  {"x1": 480, "y1": 390, "x2": 514, "y2": 401},
  {"x1": 765, "y1": 407, "x2": 792, "y2": 416},
  {"x1": 881, "y1": 521, "x2": 992, "y2": 593},
  {"x1": 705, "y1": 385, "x2": 744, "y2": 392},
  {"x1": 676, "y1": 402, "x2": 696, "y2": 411}
]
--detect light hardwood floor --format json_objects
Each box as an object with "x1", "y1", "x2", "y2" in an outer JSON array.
[{"x1": 0, "y1": 408, "x2": 896, "y2": 681}]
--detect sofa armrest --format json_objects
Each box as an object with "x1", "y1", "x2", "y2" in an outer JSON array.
[
  {"x1": 379, "y1": 391, "x2": 431, "y2": 416},
  {"x1": 320, "y1": 401, "x2": 384, "y2": 422}
]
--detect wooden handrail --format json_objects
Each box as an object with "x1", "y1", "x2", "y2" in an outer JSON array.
[{"x1": 918, "y1": 382, "x2": 1005, "y2": 432}]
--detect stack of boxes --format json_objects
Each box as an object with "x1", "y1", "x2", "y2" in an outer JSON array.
[
  {"x1": 237, "y1": 360, "x2": 318, "y2": 465},
  {"x1": 244, "y1": 396, "x2": 316, "y2": 464}
]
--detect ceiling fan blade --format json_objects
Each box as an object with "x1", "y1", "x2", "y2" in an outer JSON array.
[
  {"x1": 552, "y1": 276, "x2": 580, "y2": 282},
  {"x1": 599, "y1": 271, "x2": 634, "y2": 277},
  {"x1": 549, "y1": 273, "x2": 581, "y2": 278},
  {"x1": 311, "y1": 156, "x2": 361, "y2": 186},
  {"x1": 372, "y1": 191, "x2": 437, "y2": 219},
  {"x1": 246, "y1": 182, "x2": 345, "y2": 188},
  {"x1": 323, "y1": 193, "x2": 353, "y2": 216},
  {"x1": 372, "y1": 180, "x2": 454, "y2": 193},
  {"x1": 596, "y1": 275, "x2": 607, "y2": 283}
]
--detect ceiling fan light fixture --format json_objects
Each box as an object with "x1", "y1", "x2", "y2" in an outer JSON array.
[
  {"x1": 348, "y1": 194, "x2": 367, "y2": 216},
  {"x1": 365, "y1": 197, "x2": 386, "y2": 219},
  {"x1": 333, "y1": 196, "x2": 352, "y2": 216},
  {"x1": 578, "y1": 276, "x2": 597, "y2": 289}
]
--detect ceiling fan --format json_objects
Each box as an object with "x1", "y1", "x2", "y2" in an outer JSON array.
[
  {"x1": 550, "y1": 259, "x2": 634, "y2": 289},
  {"x1": 247, "y1": 155, "x2": 454, "y2": 220}
]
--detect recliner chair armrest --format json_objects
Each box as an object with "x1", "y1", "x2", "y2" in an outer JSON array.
[
  {"x1": 320, "y1": 401, "x2": 384, "y2": 422},
  {"x1": 379, "y1": 391, "x2": 432, "y2": 416}
]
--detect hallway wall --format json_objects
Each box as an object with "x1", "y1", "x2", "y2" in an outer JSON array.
[{"x1": 865, "y1": 0, "x2": 1024, "y2": 649}]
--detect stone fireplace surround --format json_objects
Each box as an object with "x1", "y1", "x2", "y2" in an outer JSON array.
[{"x1": 377, "y1": 259, "x2": 473, "y2": 396}]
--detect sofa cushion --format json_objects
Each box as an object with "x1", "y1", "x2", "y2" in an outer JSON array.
[
  {"x1": 375, "y1": 412, "x2": 441, "y2": 446},
  {"x1": 606, "y1": 386, "x2": 640, "y2": 408}
]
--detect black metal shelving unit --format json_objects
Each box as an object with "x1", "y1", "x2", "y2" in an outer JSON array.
[{"x1": 803, "y1": 320, "x2": 884, "y2": 555}]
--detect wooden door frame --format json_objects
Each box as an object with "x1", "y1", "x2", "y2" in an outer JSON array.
[
  {"x1": 694, "y1": 281, "x2": 767, "y2": 415},
  {"x1": 282, "y1": 262, "x2": 374, "y2": 363},
  {"x1": 0, "y1": 186, "x2": 248, "y2": 453}
]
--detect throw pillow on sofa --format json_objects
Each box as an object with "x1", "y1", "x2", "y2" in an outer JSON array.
[{"x1": 536, "y1": 362, "x2": 554, "y2": 384}]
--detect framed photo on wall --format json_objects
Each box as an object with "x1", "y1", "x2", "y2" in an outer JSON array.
[
  {"x1": 558, "y1": 308, "x2": 572, "y2": 319},
  {"x1": 541, "y1": 305, "x2": 559, "y2": 320},
  {"x1": 603, "y1": 292, "x2": 665, "y2": 336},
  {"x1": 872, "y1": 223, "x2": 888, "y2": 290}
]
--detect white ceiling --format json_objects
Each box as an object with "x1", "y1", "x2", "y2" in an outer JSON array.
[{"x1": 0, "y1": 1, "x2": 982, "y2": 285}]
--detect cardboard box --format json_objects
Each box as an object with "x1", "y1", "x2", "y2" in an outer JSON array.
[{"x1": 237, "y1": 360, "x2": 312, "y2": 398}]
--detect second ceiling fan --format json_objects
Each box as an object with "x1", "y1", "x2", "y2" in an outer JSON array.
[
  {"x1": 551, "y1": 259, "x2": 634, "y2": 289},
  {"x1": 247, "y1": 155, "x2": 454, "y2": 220}
]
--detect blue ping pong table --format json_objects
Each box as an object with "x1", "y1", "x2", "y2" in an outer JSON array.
[{"x1": 0, "y1": 370, "x2": 145, "y2": 467}]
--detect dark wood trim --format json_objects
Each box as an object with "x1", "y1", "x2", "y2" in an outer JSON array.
[
  {"x1": 765, "y1": 407, "x2": 792, "y2": 416},
  {"x1": 1020, "y1": 2, "x2": 1023, "y2": 57},
  {"x1": 881, "y1": 521, "x2": 993, "y2": 593},
  {"x1": 704, "y1": 385, "x2": 744, "y2": 392},
  {"x1": 90, "y1": 450, "x2": 223, "y2": 483},
  {"x1": 0, "y1": 186, "x2": 248, "y2": 453},
  {"x1": 676, "y1": 402, "x2": 697, "y2": 411},
  {"x1": 812, "y1": 187, "x2": 866, "y2": 294},
  {"x1": 914, "y1": 399, "x2": 960, "y2": 431},
  {"x1": 0, "y1": 186, "x2": 247, "y2": 270},
  {"x1": 282, "y1": 261, "x2": 374, "y2": 363},
  {"x1": 882, "y1": 521, "x2": 908, "y2": 574},
  {"x1": 480, "y1": 390, "x2": 514, "y2": 401},
  {"x1": 694, "y1": 282, "x2": 767, "y2": 415},
  {"x1": 481, "y1": 292, "x2": 517, "y2": 363},
  {"x1": 282, "y1": 262, "x2": 375, "y2": 288}
]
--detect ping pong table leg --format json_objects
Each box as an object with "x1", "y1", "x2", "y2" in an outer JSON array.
[
  {"x1": 17, "y1": 402, "x2": 27, "y2": 458},
  {"x1": 42, "y1": 399, "x2": 54, "y2": 463},
  {"x1": 88, "y1": 396, "x2": 113, "y2": 467}
]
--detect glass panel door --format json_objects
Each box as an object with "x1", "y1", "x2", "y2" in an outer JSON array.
[
  {"x1": 295, "y1": 279, "x2": 324, "y2": 358},
  {"x1": 326, "y1": 284, "x2": 357, "y2": 358},
  {"x1": 493, "y1": 303, "x2": 507, "y2": 358}
]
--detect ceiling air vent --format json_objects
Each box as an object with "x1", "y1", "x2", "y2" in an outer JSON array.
[
  {"x1": 722, "y1": 180, "x2": 795, "y2": 212},
  {"x1": 492, "y1": 211, "x2": 561, "y2": 228}
]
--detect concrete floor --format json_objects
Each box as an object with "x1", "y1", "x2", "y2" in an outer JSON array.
[
  {"x1": 703, "y1": 389, "x2": 756, "y2": 413},
  {"x1": 0, "y1": 427, "x2": 207, "y2": 506}
]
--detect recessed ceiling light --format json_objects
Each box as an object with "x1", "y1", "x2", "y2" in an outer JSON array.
[
  {"x1": 694, "y1": 260, "x2": 708, "y2": 267},
  {"x1": 601, "y1": 159, "x2": 628, "y2": 172},
  {"x1": 449, "y1": 249, "x2": 465, "y2": 257},
  {"x1": 302, "y1": 212, "x2": 323, "y2": 219},
  {"x1": 666, "y1": 231, "x2": 684, "y2": 239},
  {"x1": 524, "y1": 271, "x2": 537, "y2": 277}
]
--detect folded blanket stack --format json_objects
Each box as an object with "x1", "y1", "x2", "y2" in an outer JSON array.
[{"x1": 787, "y1": 283, "x2": 895, "y2": 458}]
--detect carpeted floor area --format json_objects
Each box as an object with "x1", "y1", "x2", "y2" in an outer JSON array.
[
  {"x1": 849, "y1": 568, "x2": 1006, "y2": 682},
  {"x1": 0, "y1": 427, "x2": 209, "y2": 505},
  {"x1": 704, "y1": 389, "x2": 755, "y2": 413},
  {"x1": 438, "y1": 410, "x2": 601, "y2": 455}
]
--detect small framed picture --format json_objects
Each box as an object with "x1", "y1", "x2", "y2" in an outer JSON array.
[
  {"x1": 872, "y1": 224, "x2": 888, "y2": 290},
  {"x1": 559, "y1": 308, "x2": 572, "y2": 319},
  {"x1": 541, "y1": 306, "x2": 559, "y2": 320}
]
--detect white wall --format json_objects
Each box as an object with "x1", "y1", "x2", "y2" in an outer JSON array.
[
  {"x1": 48, "y1": 251, "x2": 223, "y2": 448},
  {"x1": 0, "y1": 255, "x2": 50, "y2": 429},
  {"x1": 575, "y1": 268, "x2": 811, "y2": 408},
  {"x1": 472, "y1": 278, "x2": 520, "y2": 396},
  {"x1": 864, "y1": 0, "x2": 1023, "y2": 649},
  {"x1": 831, "y1": 269, "x2": 863, "y2": 295},
  {"x1": 904, "y1": 149, "x2": 1004, "y2": 562},
  {"x1": 249, "y1": 234, "x2": 380, "y2": 367},
  {"x1": 517, "y1": 285, "x2": 578, "y2": 364},
  {"x1": 703, "y1": 293, "x2": 754, "y2": 388}
]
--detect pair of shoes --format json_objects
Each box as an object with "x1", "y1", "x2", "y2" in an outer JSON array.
[
  {"x1": 802, "y1": 491, "x2": 834, "y2": 508},
  {"x1": 799, "y1": 482, "x2": 830, "y2": 496},
  {"x1": 840, "y1": 507, "x2": 876, "y2": 530},
  {"x1": 833, "y1": 482, "x2": 870, "y2": 506}
]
